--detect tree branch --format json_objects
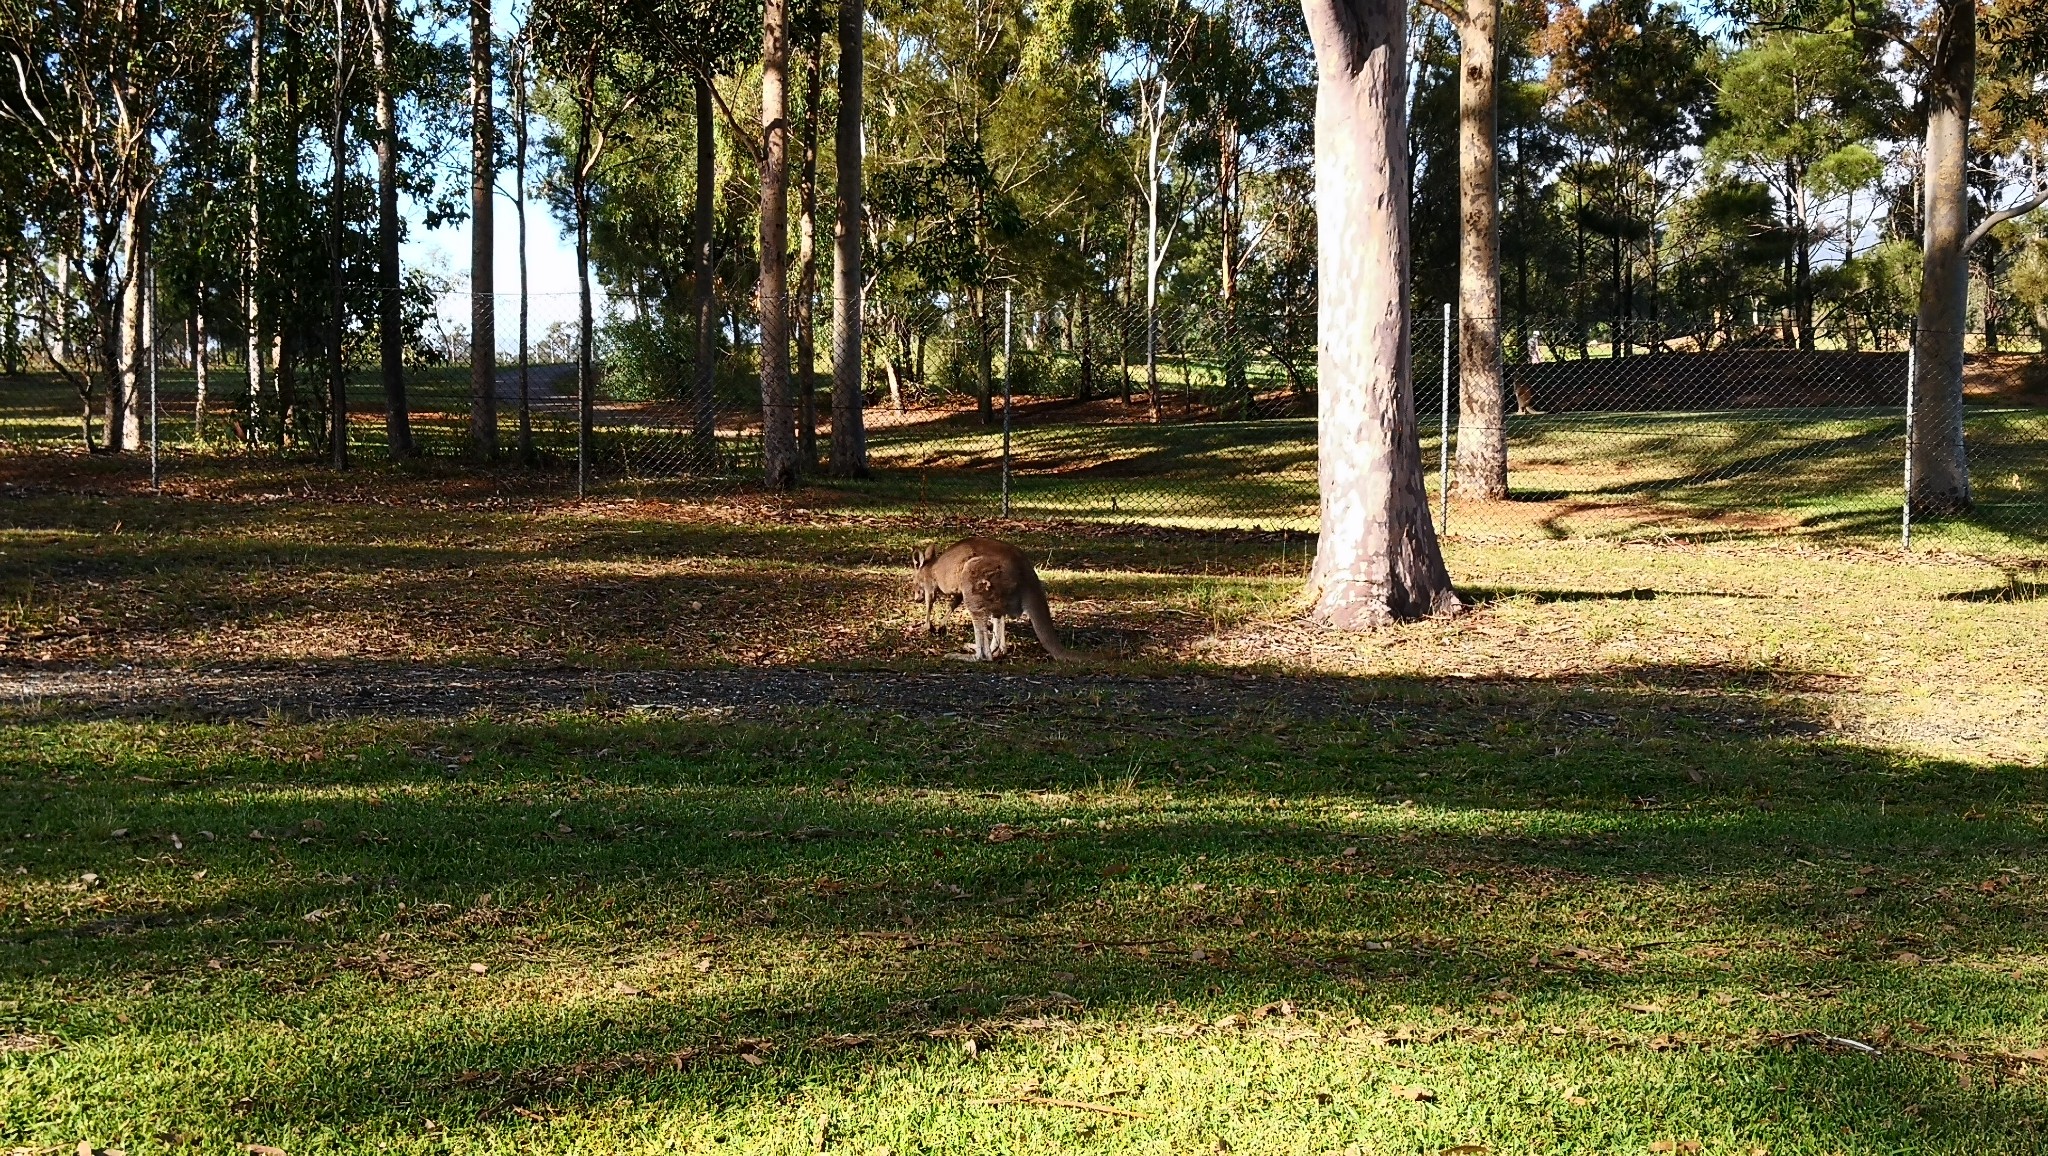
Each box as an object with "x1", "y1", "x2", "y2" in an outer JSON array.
[{"x1": 1966, "y1": 190, "x2": 2048, "y2": 252}]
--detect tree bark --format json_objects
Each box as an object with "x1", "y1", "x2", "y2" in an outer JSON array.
[
  {"x1": 108, "y1": 199, "x2": 146, "y2": 453},
  {"x1": 469, "y1": 0, "x2": 497, "y2": 460},
  {"x1": 829, "y1": 0, "x2": 867, "y2": 477},
  {"x1": 692, "y1": 76, "x2": 719, "y2": 467},
  {"x1": 1452, "y1": 0, "x2": 1505, "y2": 499},
  {"x1": 327, "y1": 0, "x2": 349, "y2": 469},
  {"x1": 371, "y1": 0, "x2": 413, "y2": 456},
  {"x1": 575, "y1": 112, "x2": 594, "y2": 490},
  {"x1": 193, "y1": 289, "x2": 208, "y2": 437},
  {"x1": 1219, "y1": 115, "x2": 1248, "y2": 415},
  {"x1": 1301, "y1": 0, "x2": 1462, "y2": 626},
  {"x1": 759, "y1": 0, "x2": 797, "y2": 489},
  {"x1": 1911, "y1": 0, "x2": 1974, "y2": 516},
  {"x1": 796, "y1": 46, "x2": 821, "y2": 468},
  {"x1": 246, "y1": 0, "x2": 265, "y2": 445},
  {"x1": 513, "y1": 39, "x2": 534, "y2": 464}
]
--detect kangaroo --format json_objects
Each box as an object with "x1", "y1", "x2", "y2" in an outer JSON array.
[{"x1": 912, "y1": 538, "x2": 1073, "y2": 662}]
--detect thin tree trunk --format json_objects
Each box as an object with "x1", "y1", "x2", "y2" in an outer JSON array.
[
  {"x1": 759, "y1": 0, "x2": 797, "y2": 488},
  {"x1": 469, "y1": 0, "x2": 497, "y2": 460},
  {"x1": 1911, "y1": 0, "x2": 1975, "y2": 516},
  {"x1": 371, "y1": 0, "x2": 413, "y2": 456},
  {"x1": 327, "y1": 0, "x2": 349, "y2": 469},
  {"x1": 1077, "y1": 219, "x2": 1094, "y2": 403},
  {"x1": 193, "y1": 290, "x2": 208, "y2": 437},
  {"x1": 575, "y1": 113, "x2": 595, "y2": 488},
  {"x1": 246, "y1": 1, "x2": 265, "y2": 444},
  {"x1": 1219, "y1": 115, "x2": 1247, "y2": 415},
  {"x1": 1452, "y1": 0, "x2": 1506, "y2": 499},
  {"x1": 1301, "y1": 0, "x2": 1462, "y2": 626},
  {"x1": 691, "y1": 76, "x2": 719, "y2": 467},
  {"x1": 513, "y1": 40, "x2": 534, "y2": 464},
  {"x1": 1144, "y1": 87, "x2": 1164, "y2": 425},
  {"x1": 1, "y1": 259, "x2": 17, "y2": 376},
  {"x1": 276, "y1": 10, "x2": 302, "y2": 447},
  {"x1": 795, "y1": 46, "x2": 820, "y2": 468},
  {"x1": 829, "y1": 0, "x2": 867, "y2": 476}
]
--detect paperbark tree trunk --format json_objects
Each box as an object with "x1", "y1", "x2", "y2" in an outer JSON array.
[
  {"x1": 759, "y1": 0, "x2": 797, "y2": 489},
  {"x1": 1910, "y1": 0, "x2": 1974, "y2": 516},
  {"x1": 796, "y1": 47, "x2": 821, "y2": 468},
  {"x1": 829, "y1": 0, "x2": 868, "y2": 477},
  {"x1": 371, "y1": 0, "x2": 413, "y2": 456},
  {"x1": 1301, "y1": 0, "x2": 1462, "y2": 626},
  {"x1": 692, "y1": 76, "x2": 719, "y2": 467},
  {"x1": 469, "y1": 0, "x2": 497, "y2": 460},
  {"x1": 1452, "y1": 0, "x2": 1506, "y2": 499}
]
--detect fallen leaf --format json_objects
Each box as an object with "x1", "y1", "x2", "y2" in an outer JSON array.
[
  {"x1": 694, "y1": 956, "x2": 713, "y2": 973},
  {"x1": 468, "y1": 963, "x2": 488, "y2": 975},
  {"x1": 1894, "y1": 951, "x2": 1921, "y2": 965},
  {"x1": 1649, "y1": 1143, "x2": 1675, "y2": 1154},
  {"x1": 611, "y1": 983, "x2": 648, "y2": 998},
  {"x1": 243, "y1": 1146, "x2": 287, "y2": 1156},
  {"x1": 1847, "y1": 886, "x2": 1870, "y2": 898},
  {"x1": 300, "y1": 819, "x2": 325, "y2": 834},
  {"x1": 1624, "y1": 1002, "x2": 1666, "y2": 1014},
  {"x1": 1390, "y1": 1084, "x2": 1436, "y2": 1103},
  {"x1": 109, "y1": 828, "x2": 128, "y2": 838},
  {"x1": 1252, "y1": 1000, "x2": 1297, "y2": 1019},
  {"x1": 1212, "y1": 1015, "x2": 1244, "y2": 1029},
  {"x1": 1439, "y1": 1146, "x2": 1487, "y2": 1155},
  {"x1": 987, "y1": 825, "x2": 1018, "y2": 843},
  {"x1": 740, "y1": 1051, "x2": 766, "y2": 1066}
]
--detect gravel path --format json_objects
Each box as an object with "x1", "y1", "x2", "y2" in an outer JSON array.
[{"x1": 0, "y1": 661, "x2": 1369, "y2": 725}]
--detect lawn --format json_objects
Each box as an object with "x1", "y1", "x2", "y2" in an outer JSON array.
[{"x1": 3, "y1": 453, "x2": 2047, "y2": 1155}]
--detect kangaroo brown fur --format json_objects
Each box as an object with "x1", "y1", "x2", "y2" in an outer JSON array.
[{"x1": 911, "y1": 538, "x2": 1073, "y2": 661}]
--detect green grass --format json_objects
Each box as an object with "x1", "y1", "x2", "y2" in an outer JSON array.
[
  {"x1": 5, "y1": 679, "x2": 2047, "y2": 1154},
  {"x1": 3, "y1": 456, "x2": 2048, "y2": 1153}
]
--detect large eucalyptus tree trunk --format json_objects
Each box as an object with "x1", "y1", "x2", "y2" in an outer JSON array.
[
  {"x1": 1302, "y1": 0, "x2": 1462, "y2": 626},
  {"x1": 469, "y1": 0, "x2": 497, "y2": 460},
  {"x1": 829, "y1": 0, "x2": 867, "y2": 477},
  {"x1": 1452, "y1": 0, "x2": 1506, "y2": 499},
  {"x1": 246, "y1": 1, "x2": 265, "y2": 443},
  {"x1": 371, "y1": 0, "x2": 413, "y2": 456},
  {"x1": 1910, "y1": 0, "x2": 1974, "y2": 516},
  {"x1": 759, "y1": 0, "x2": 797, "y2": 489}
]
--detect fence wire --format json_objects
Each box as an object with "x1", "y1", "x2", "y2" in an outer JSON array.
[{"x1": 2, "y1": 290, "x2": 2043, "y2": 562}]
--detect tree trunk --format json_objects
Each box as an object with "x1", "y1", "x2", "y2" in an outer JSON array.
[
  {"x1": 759, "y1": 0, "x2": 797, "y2": 489},
  {"x1": 371, "y1": 0, "x2": 413, "y2": 456},
  {"x1": 193, "y1": 291, "x2": 208, "y2": 437},
  {"x1": 1911, "y1": 0, "x2": 1974, "y2": 516},
  {"x1": 469, "y1": 0, "x2": 497, "y2": 460},
  {"x1": 327, "y1": 0, "x2": 349, "y2": 470},
  {"x1": 692, "y1": 76, "x2": 719, "y2": 467},
  {"x1": 829, "y1": 0, "x2": 867, "y2": 477},
  {"x1": 1077, "y1": 220, "x2": 1095, "y2": 404},
  {"x1": 1301, "y1": 0, "x2": 1462, "y2": 626},
  {"x1": 1, "y1": 259, "x2": 18, "y2": 376},
  {"x1": 108, "y1": 202, "x2": 146, "y2": 453},
  {"x1": 1452, "y1": 0, "x2": 1505, "y2": 499},
  {"x1": 796, "y1": 46, "x2": 821, "y2": 468},
  {"x1": 1219, "y1": 116, "x2": 1248, "y2": 415},
  {"x1": 513, "y1": 41, "x2": 534, "y2": 464},
  {"x1": 246, "y1": 1, "x2": 265, "y2": 444},
  {"x1": 575, "y1": 116, "x2": 595, "y2": 491}
]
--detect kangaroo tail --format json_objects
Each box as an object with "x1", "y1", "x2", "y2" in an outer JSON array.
[{"x1": 1020, "y1": 571, "x2": 1074, "y2": 661}]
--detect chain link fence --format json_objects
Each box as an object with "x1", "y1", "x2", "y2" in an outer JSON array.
[{"x1": 3, "y1": 288, "x2": 2043, "y2": 562}]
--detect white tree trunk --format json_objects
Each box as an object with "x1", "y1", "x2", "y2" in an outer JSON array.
[
  {"x1": 1302, "y1": 0, "x2": 1462, "y2": 626},
  {"x1": 759, "y1": 0, "x2": 797, "y2": 488}
]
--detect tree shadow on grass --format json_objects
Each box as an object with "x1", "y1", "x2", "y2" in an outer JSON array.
[{"x1": 5, "y1": 664, "x2": 2046, "y2": 1150}]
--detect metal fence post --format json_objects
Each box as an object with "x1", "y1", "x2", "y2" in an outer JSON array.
[
  {"x1": 1001, "y1": 287, "x2": 1013, "y2": 518},
  {"x1": 1439, "y1": 302, "x2": 1451, "y2": 531},
  {"x1": 1902, "y1": 325, "x2": 1916, "y2": 553}
]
